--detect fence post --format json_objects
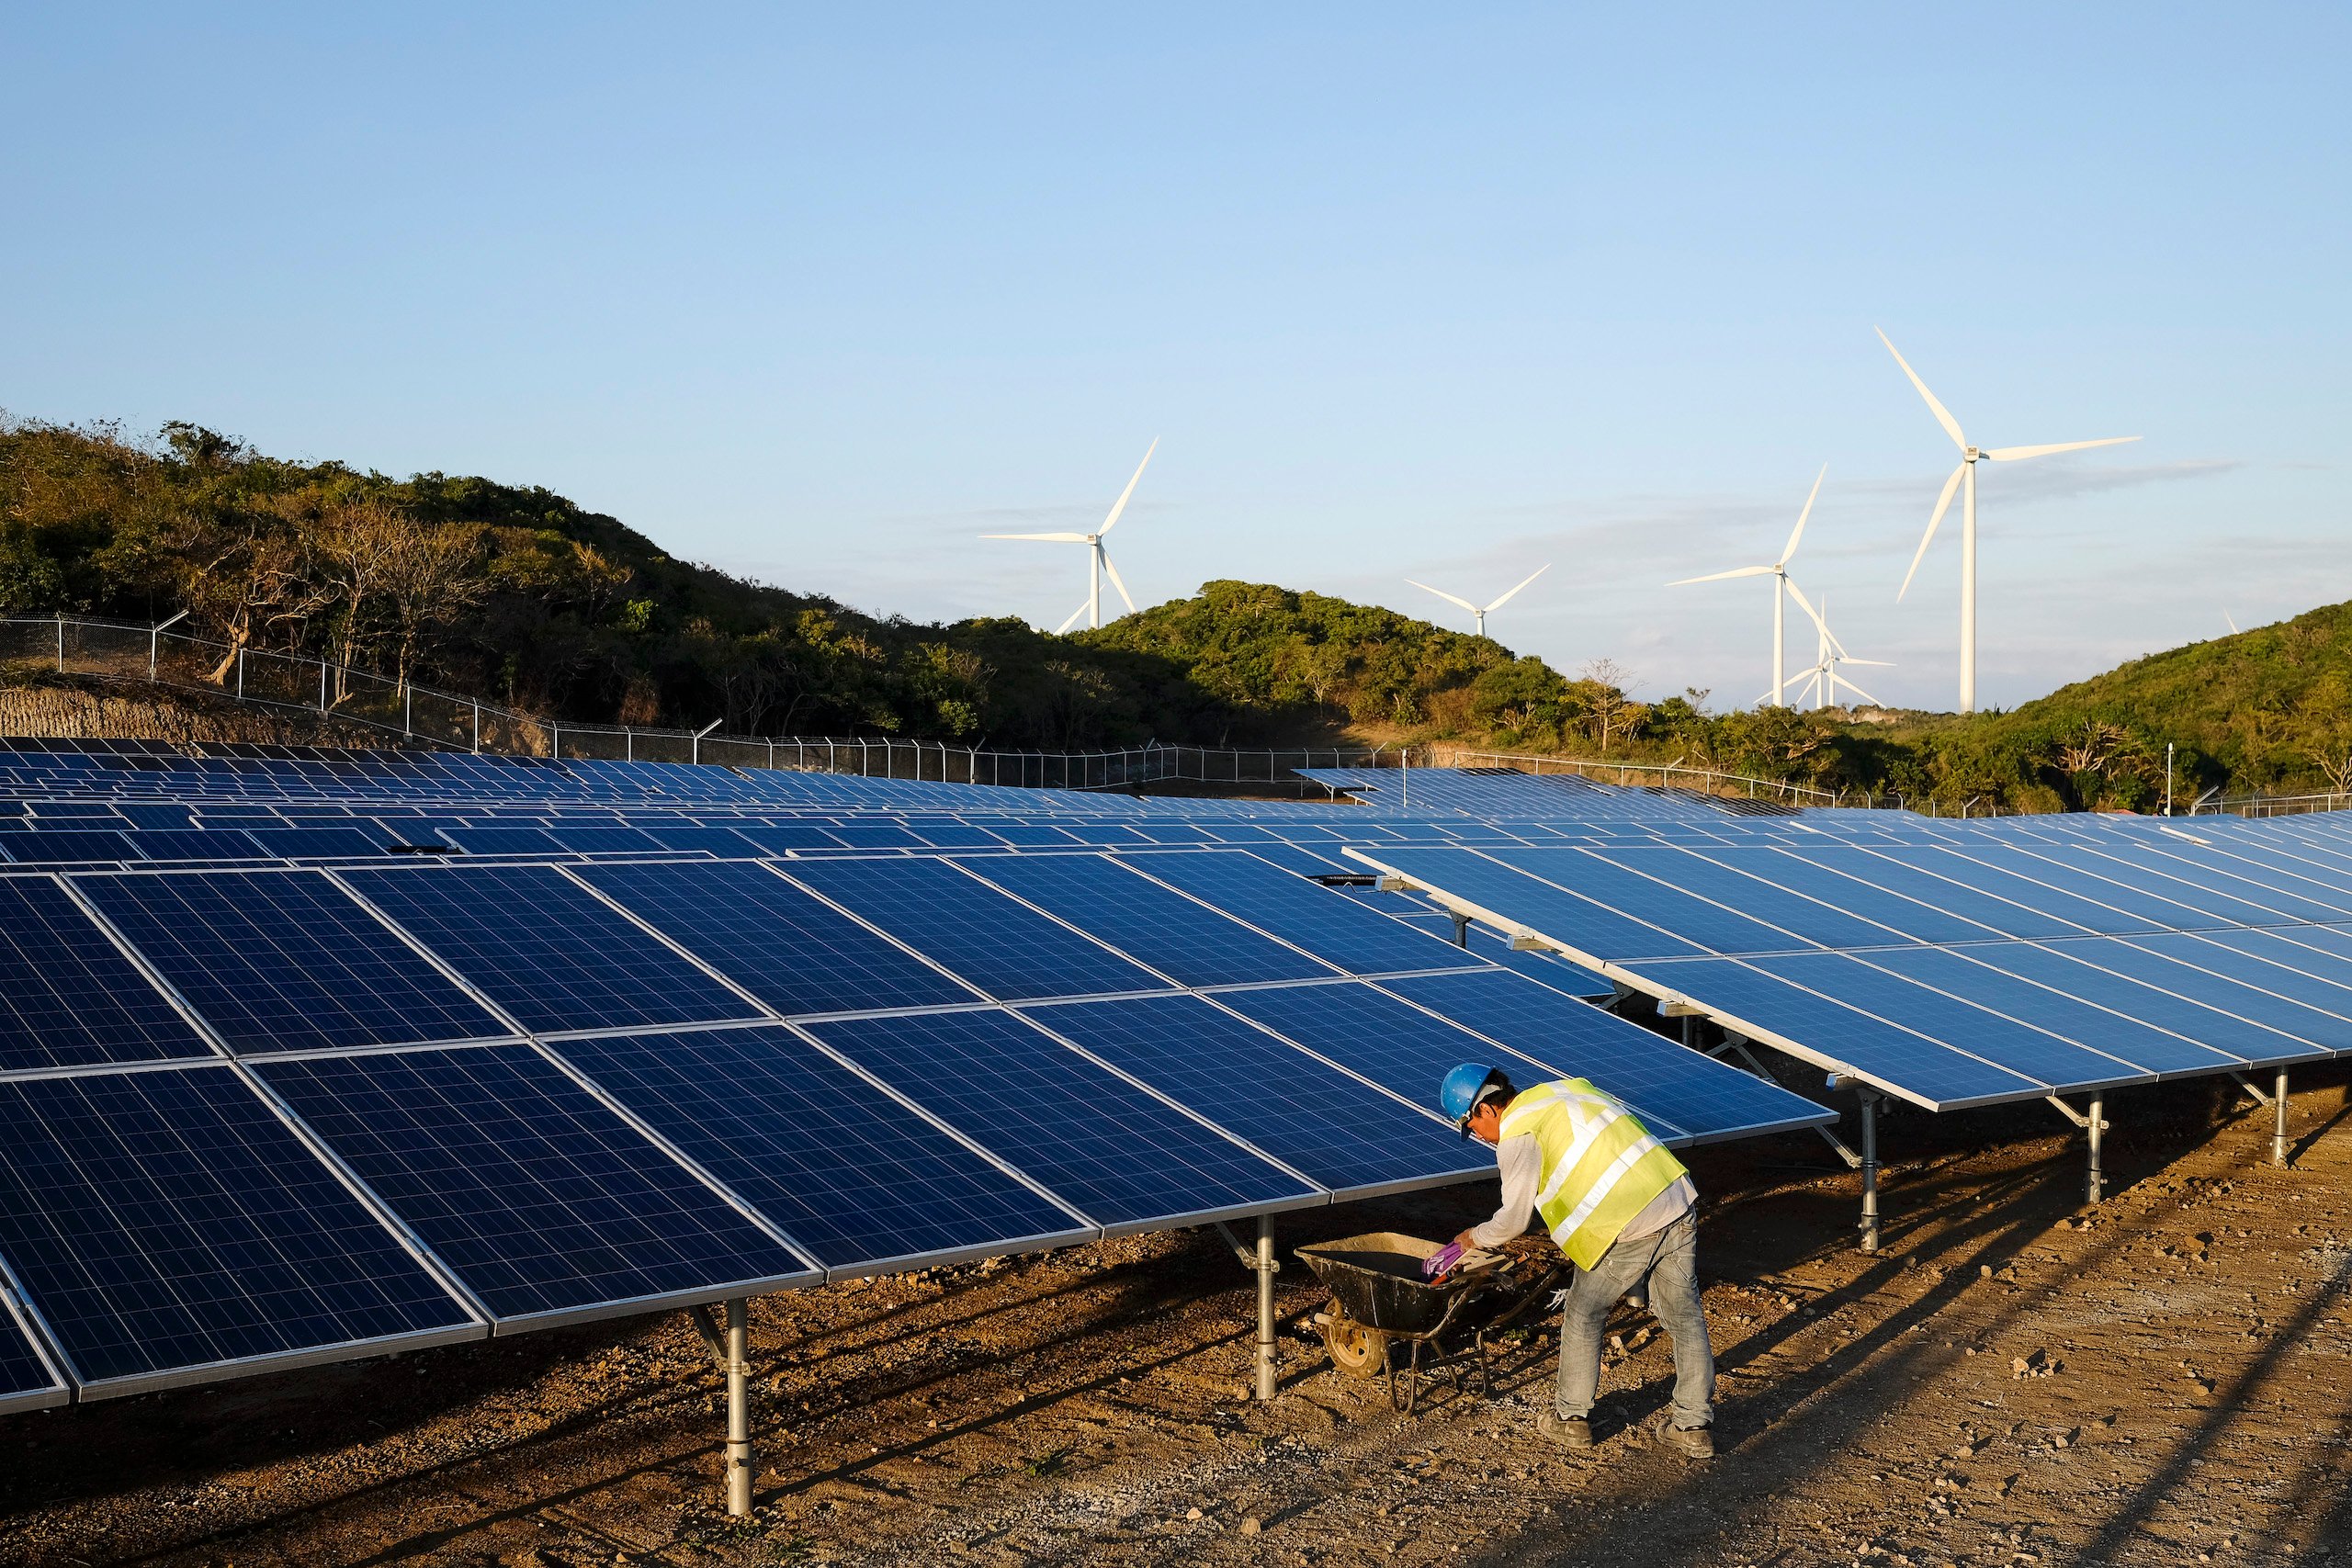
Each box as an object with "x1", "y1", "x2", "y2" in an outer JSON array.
[
  {"x1": 551, "y1": 721, "x2": 560, "y2": 760},
  {"x1": 320, "y1": 660, "x2": 328, "y2": 713},
  {"x1": 55, "y1": 615, "x2": 64, "y2": 673},
  {"x1": 236, "y1": 647, "x2": 245, "y2": 699},
  {"x1": 471, "y1": 700, "x2": 481, "y2": 753},
  {"x1": 404, "y1": 683, "x2": 413, "y2": 737}
]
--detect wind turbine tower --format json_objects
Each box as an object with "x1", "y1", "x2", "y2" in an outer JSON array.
[
  {"x1": 1405, "y1": 565, "x2": 1552, "y2": 638},
  {"x1": 982, "y1": 440, "x2": 1159, "y2": 633},
  {"x1": 1878, "y1": 330, "x2": 2138, "y2": 713}
]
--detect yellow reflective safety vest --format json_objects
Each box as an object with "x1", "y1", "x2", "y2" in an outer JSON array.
[{"x1": 1498, "y1": 1078, "x2": 1688, "y2": 1269}]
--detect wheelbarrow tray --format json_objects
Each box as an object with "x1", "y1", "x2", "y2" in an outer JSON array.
[{"x1": 1295, "y1": 1232, "x2": 1508, "y2": 1337}]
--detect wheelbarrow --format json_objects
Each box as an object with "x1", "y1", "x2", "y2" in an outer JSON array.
[{"x1": 1297, "y1": 1232, "x2": 1566, "y2": 1413}]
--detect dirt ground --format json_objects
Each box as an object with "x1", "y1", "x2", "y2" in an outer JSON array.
[{"x1": 6, "y1": 1067, "x2": 2351, "y2": 1568}]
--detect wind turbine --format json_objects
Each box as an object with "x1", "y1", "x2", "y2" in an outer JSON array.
[
  {"x1": 1878, "y1": 329, "x2": 2139, "y2": 713},
  {"x1": 1405, "y1": 564, "x2": 1551, "y2": 638},
  {"x1": 1778, "y1": 592, "x2": 1891, "y2": 711},
  {"x1": 2223, "y1": 610, "x2": 2241, "y2": 636},
  {"x1": 1668, "y1": 465, "x2": 1826, "y2": 706},
  {"x1": 982, "y1": 439, "x2": 1158, "y2": 633}
]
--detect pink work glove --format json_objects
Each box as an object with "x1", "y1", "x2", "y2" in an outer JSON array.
[{"x1": 1420, "y1": 1242, "x2": 1467, "y2": 1280}]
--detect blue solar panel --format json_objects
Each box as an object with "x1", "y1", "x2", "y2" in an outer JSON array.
[
  {"x1": 2198, "y1": 926, "x2": 2352, "y2": 1000},
  {"x1": 779, "y1": 857, "x2": 1174, "y2": 1001},
  {"x1": 1869, "y1": 849, "x2": 2165, "y2": 936},
  {"x1": 256, "y1": 1045, "x2": 815, "y2": 1322},
  {"x1": 0, "y1": 1066, "x2": 475, "y2": 1389},
  {"x1": 2, "y1": 830, "x2": 142, "y2": 865},
  {"x1": 1374, "y1": 968, "x2": 1833, "y2": 1141},
  {"x1": 340, "y1": 864, "x2": 760, "y2": 1033},
  {"x1": 1858, "y1": 944, "x2": 2240, "y2": 1077},
  {"x1": 1487, "y1": 848, "x2": 1831, "y2": 955},
  {"x1": 1341, "y1": 847, "x2": 1710, "y2": 964},
  {"x1": 1581, "y1": 848, "x2": 1916, "y2": 951},
  {"x1": 730, "y1": 823, "x2": 851, "y2": 853},
  {"x1": 1924, "y1": 942, "x2": 2318, "y2": 1068},
  {"x1": 1126, "y1": 852, "x2": 1488, "y2": 975},
  {"x1": 959, "y1": 855, "x2": 1339, "y2": 987},
  {"x1": 639, "y1": 825, "x2": 764, "y2": 855},
  {"x1": 0, "y1": 1303, "x2": 63, "y2": 1412},
  {"x1": 1028, "y1": 993, "x2": 1488, "y2": 1195},
  {"x1": 2086, "y1": 846, "x2": 2352, "y2": 926},
  {"x1": 128, "y1": 829, "x2": 266, "y2": 862},
  {"x1": 1984, "y1": 846, "x2": 2290, "y2": 929},
  {"x1": 2044, "y1": 937, "x2": 2352, "y2": 1051},
  {"x1": 822, "y1": 822, "x2": 933, "y2": 852},
  {"x1": 441, "y1": 826, "x2": 567, "y2": 856},
  {"x1": 544, "y1": 825, "x2": 666, "y2": 854},
  {"x1": 77, "y1": 869, "x2": 508, "y2": 1055},
  {"x1": 903, "y1": 822, "x2": 1011, "y2": 850},
  {"x1": 0, "y1": 877, "x2": 211, "y2": 1070},
  {"x1": 243, "y1": 827, "x2": 399, "y2": 859},
  {"x1": 1614, "y1": 957, "x2": 2046, "y2": 1109},
  {"x1": 1696, "y1": 847, "x2": 2008, "y2": 944},
  {"x1": 552, "y1": 1025, "x2": 1090, "y2": 1272},
  {"x1": 1208, "y1": 979, "x2": 1709, "y2": 1136},
  {"x1": 804, "y1": 1010, "x2": 1319, "y2": 1230},
  {"x1": 1739, "y1": 951, "x2": 2148, "y2": 1093},
  {"x1": 574, "y1": 860, "x2": 978, "y2": 1016},
  {"x1": 1797, "y1": 849, "x2": 2097, "y2": 940}
]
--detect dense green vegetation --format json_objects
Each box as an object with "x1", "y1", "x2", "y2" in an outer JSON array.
[{"x1": 0, "y1": 414, "x2": 2335, "y2": 809}]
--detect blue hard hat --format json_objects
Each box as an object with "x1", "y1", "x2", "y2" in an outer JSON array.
[{"x1": 1440, "y1": 1062, "x2": 1503, "y2": 1128}]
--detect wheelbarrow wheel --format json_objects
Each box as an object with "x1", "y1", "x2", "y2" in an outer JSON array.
[{"x1": 1322, "y1": 1314, "x2": 1389, "y2": 1380}]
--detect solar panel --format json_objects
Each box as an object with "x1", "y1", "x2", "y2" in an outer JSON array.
[
  {"x1": 1579, "y1": 848, "x2": 1916, "y2": 951},
  {"x1": 126, "y1": 829, "x2": 266, "y2": 862},
  {"x1": 729, "y1": 823, "x2": 851, "y2": 853},
  {"x1": 242, "y1": 827, "x2": 400, "y2": 859},
  {"x1": 958, "y1": 855, "x2": 1339, "y2": 987},
  {"x1": 1126, "y1": 852, "x2": 1488, "y2": 976},
  {"x1": 1614, "y1": 957, "x2": 2046, "y2": 1110},
  {"x1": 1857, "y1": 943, "x2": 2242, "y2": 1077},
  {"x1": 1026, "y1": 993, "x2": 1491, "y2": 1197},
  {"x1": 1951, "y1": 942, "x2": 2322, "y2": 1068},
  {"x1": 573, "y1": 860, "x2": 978, "y2": 1016},
  {"x1": 1867, "y1": 849, "x2": 2165, "y2": 937},
  {"x1": 551, "y1": 1025, "x2": 1091, "y2": 1274},
  {"x1": 543, "y1": 825, "x2": 667, "y2": 854},
  {"x1": 1794, "y1": 849, "x2": 2098, "y2": 940},
  {"x1": 0, "y1": 1302, "x2": 65, "y2": 1413},
  {"x1": 803, "y1": 1010, "x2": 1321, "y2": 1230},
  {"x1": 441, "y1": 826, "x2": 568, "y2": 857},
  {"x1": 778, "y1": 857, "x2": 1175, "y2": 1001},
  {"x1": 254, "y1": 1045, "x2": 816, "y2": 1324},
  {"x1": 2041, "y1": 937, "x2": 2352, "y2": 1050},
  {"x1": 0, "y1": 1065, "x2": 477, "y2": 1393},
  {"x1": 1339, "y1": 847, "x2": 1710, "y2": 964},
  {"x1": 1738, "y1": 951, "x2": 2151, "y2": 1094},
  {"x1": 0, "y1": 877, "x2": 212, "y2": 1070},
  {"x1": 339, "y1": 865, "x2": 761, "y2": 1033},
  {"x1": 1374, "y1": 968, "x2": 1835, "y2": 1142},
  {"x1": 2, "y1": 830, "x2": 142, "y2": 865},
  {"x1": 77, "y1": 870, "x2": 508, "y2": 1054}
]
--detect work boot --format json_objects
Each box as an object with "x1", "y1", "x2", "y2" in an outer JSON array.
[
  {"x1": 1537, "y1": 1412, "x2": 1594, "y2": 1451},
  {"x1": 1645, "y1": 1409, "x2": 1714, "y2": 1459}
]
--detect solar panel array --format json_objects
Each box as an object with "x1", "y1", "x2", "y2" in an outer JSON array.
[
  {"x1": 0, "y1": 746, "x2": 1838, "y2": 1408},
  {"x1": 1348, "y1": 821, "x2": 2352, "y2": 1111}
]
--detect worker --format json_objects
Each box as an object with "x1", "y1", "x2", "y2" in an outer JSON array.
[{"x1": 1440, "y1": 1062, "x2": 1714, "y2": 1458}]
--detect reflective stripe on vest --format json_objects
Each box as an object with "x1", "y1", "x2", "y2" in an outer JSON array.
[{"x1": 1498, "y1": 1078, "x2": 1688, "y2": 1269}]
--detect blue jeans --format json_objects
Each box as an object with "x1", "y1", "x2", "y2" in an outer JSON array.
[{"x1": 1555, "y1": 1212, "x2": 1714, "y2": 1429}]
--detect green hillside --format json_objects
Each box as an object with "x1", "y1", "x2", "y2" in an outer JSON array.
[{"x1": 0, "y1": 412, "x2": 2333, "y2": 811}]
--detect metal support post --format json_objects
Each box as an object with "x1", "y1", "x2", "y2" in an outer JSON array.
[
  {"x1": 1450, "y1": 910, "x2": 1471, "y2": 949},
  {"x1": 2275, "y1": 1066, "x2": 2290, "y2": 1167},
  {"x1": 236, "y1": 647, "x2": 245, "y2": 699},
  {"x1": 1255, "y1": 1215, "x2": 1277, "y2": 1402},
  {"x1": 54, "y1": 615, "x2": 63, "y2": 672},
  {"x1": 470, "y1": 699, "x2": 481, "y2": 752},
  {"x1": 1858, "y1": 1089, "x2": 1881, "y2": 1254},
  {"x1": 726, "y1": 1298, "x2": 752, "y2": 1515},
  {"x1": 2089, "y1": 1089, "x2": 2106, "y2": 1202},
  {"x1": 403, "y1": 684, "x2": 413, "y2": 737},
  {"x1": 320, "y1": 660, "x2": 328, "y2": 712}
]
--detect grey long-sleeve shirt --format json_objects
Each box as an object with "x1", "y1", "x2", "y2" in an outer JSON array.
[{"x1": 1469, "y1": 1131, "x2": 1696, "y2": 1252}]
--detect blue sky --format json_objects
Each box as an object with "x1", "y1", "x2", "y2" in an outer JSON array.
[{"x1": 4, "y1": 6, "x2": 2344, "y2": 711}]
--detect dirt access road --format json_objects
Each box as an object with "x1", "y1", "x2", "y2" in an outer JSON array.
[{"x1": 6, "y1": 1070, "x2": 2350, "y2": 1568}]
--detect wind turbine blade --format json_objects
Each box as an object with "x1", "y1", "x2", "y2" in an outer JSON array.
[
  {"x1": 1781, "y1": 577, "x2": 1830, "y2": 638},
  {"x1": 980, "y1": 532, "x2": 1092, "y2": 542},
  {"x1": 1982, "y1": 436, "x2": 2141, "y2": 461},
  {"x1": 1875, "y1": 329, "x2": 1967, "y2": 452},
  {"x1": 1842, "y1": 658, "x2": 1895, "y2": 667},
  {"x1": 1778, "y1": 464, "x2": 1826, "y2": 566},
  {"x1": 1054, "y1": 599, "x2": 1091, "y2": 635},
  {"x1": 1896, "y1": 462, "x2": 1967, "y2": 602},
  {"x1": 1406, "y1": 580, "x2": 1481, "y2": 615},
  {"x1": 1834, "y1": 671, "x2": 1883, "y2": 707},
  {"x1": 1668, "y1": 564, "x2": 1776, "y2": 586},
  {"x1": 1095, "y1": 437, "x2": 1159, "y2": 536},
  {"x1": 1482, "y1": 563, "x2": 1552, "y2": 614},
  {"x1": 2224, "y1": 610, "x2": 2240, "y2": 635},
  {"x1": 1100, "y1": 550, "x2": 1137, "y2": 615}
]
